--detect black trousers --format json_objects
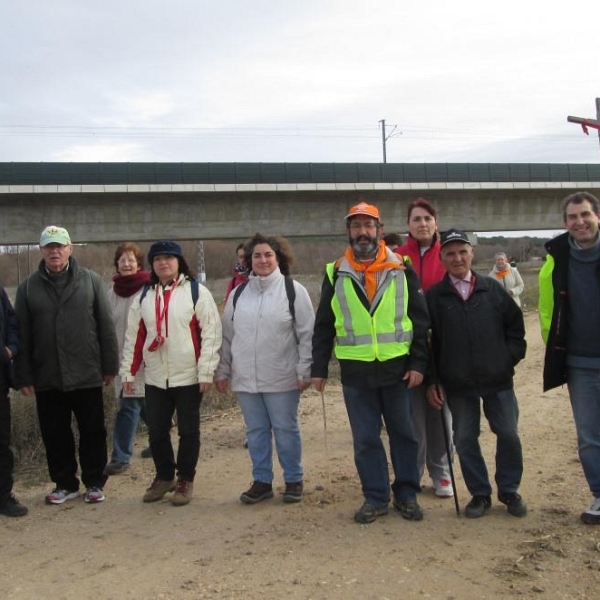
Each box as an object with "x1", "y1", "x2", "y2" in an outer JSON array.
[
  {"x1": 145, "y1": 384, "x2": 202, "y2": 482},
  {"x1": 36, "y1": 387, "x2": 108, "y2": 490},
  {"x1": 0, "y1": 387, "x2": 14, "y2": 502}
]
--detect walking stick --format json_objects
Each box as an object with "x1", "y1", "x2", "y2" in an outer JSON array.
[
  {"x1": 438, "y1": 397, "x2": 460, "y2": 516},
  {"x1": 427, "y1": 331, "x2": 461, "y2": 516},
  {"x1": 320, "y1": 390, "x2": 333, "y2": 491}
]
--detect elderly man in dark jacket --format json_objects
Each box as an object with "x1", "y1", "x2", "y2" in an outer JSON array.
[
  {"x1": 15, "y1": 226, "x2": 118, "y2": 505},
  {"x1": 426, "y1": 229, "x2": 527, "y2": 519}
]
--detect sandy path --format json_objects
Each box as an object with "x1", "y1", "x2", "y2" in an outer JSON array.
[{"x1": 2, "y1": 311, "x2": 600, "y2": 600}]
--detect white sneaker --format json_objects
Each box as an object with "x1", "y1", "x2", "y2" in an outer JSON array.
[
  {"x1": 433, "y1": 478, "x2": 454, "y2": 498},
  {"x1": 581, "y1": 497, "x2": 600, "y2": 525},
  {"x1": 45, "y1": 488, "x2": 80, "y2": 505},
  {"x1": 84, "y1": 487, "x2": 106, "y2": 503}
]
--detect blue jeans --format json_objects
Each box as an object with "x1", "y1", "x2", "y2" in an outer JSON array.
[
  {"x1": 567, "y1": 367, "x2": 600, "y2": 497},
  {"x1": 110, "y1": 394, "x2": 146, "y2": 464},
  {"x1": 343, "y1": 383, "x2": 420, "y2": 508},
  {"x1": 238, "y1": 391, "x2": 303, "y2": 484},
  {"x1": 447, "y1": 387, "x2": 523, "y2": 497}
]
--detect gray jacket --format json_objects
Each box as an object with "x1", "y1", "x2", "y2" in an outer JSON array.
[
  {"x1": 216, "y1": 268, "x2": 314, "y2": 393},
  {"x1": 15, "y1": 257, "x2": 119, "y2": 392}
]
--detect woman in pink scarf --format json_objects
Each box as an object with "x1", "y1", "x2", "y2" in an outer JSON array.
[{"x1": 104, "y1": 242, "x2": 151, "y2": 476}]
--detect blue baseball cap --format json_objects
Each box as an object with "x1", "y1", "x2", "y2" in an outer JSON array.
[{"x1": 148, "y1": 240, "x2": 183, "y2": 262}]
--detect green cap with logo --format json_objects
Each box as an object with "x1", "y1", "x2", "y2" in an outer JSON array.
[{"x1": 40, "y1": 226, "x2": 71, "y2": 247}]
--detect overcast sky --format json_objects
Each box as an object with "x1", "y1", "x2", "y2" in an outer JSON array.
[{"x1": 2, "y1": 0, "x2": 599, "y2": 165}]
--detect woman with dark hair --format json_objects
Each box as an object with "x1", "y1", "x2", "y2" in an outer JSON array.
[
  {"x1": 121, "y1": 240, "x2": 222, "y2": 506},
  {"x1": 104, "y1": 242, "x2": 151, "y2": 476},
  {"x1": 224, "y1": 242, "x2": 249, "y2": 302},
  {"x1": 216, "y1": 233, "x2": 315, "y2": 504},
  {"x1": 397, "y1": 198, "x2": 454, "y2": 498}
]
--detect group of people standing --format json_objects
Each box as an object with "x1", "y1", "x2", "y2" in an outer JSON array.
[
  {"x1": 312, "y1": 200, "x2": 527, "y2": 523},
  {"x1": 1, "y1": 192, "x2": 599, "y2": 529}
]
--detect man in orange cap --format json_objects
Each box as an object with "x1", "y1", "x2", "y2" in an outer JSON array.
[{"x1": 312, "y1": 200, "x2": 430, "y2": 524}]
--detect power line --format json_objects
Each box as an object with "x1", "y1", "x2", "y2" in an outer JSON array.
[{"x1": 0, "y1": 123, "x2": 583, "y2": 145}]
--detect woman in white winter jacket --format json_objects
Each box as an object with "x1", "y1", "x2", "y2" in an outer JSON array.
[
  {"x1": 215, "y1": 233, "x2": 315, "y2": 505},
  {"x1": 488, "y1": 252, "x2": 525, "y2": 308},
  {"x1": 121, "y1": 241, "x2": 222, "y2": 507}
]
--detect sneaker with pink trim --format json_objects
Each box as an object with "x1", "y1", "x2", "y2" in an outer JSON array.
[
  {"x1": 45, "y1": 488, "x2": 80, "y2": 505},
  {"x1": 433, "y1": 478, "x2": 454, "y2": 498},
  {"x1": 84, "y1": 487, "x2": 106, "y2": 503}
]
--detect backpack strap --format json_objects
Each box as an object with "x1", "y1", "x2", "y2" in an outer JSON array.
[
  {"x1": 231, "y1": 281, "x2": 249, "y2": 319},
  {"x1": 190, "y1": 278, "x2": 199, "y2": 308},
  {"x1": 284, "y1": 275, "x2": 296, "y2": 323},
  {"x1": 139, "y1": 283, "x2": 151, "y2": 305},
  {"x1": 326, "y1": 260, "x2": 341, "y2": 285}
]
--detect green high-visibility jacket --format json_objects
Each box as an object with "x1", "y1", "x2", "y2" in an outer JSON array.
[{"x1": 326, "y1": 259, "x2": 413, "y2": 362}]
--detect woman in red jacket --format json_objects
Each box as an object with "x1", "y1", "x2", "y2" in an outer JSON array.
[{"x1": 397, "y1": 198, "x2": 453, "y2": 498}]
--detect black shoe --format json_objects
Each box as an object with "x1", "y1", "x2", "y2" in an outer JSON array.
[
  {"x1": 240, "y1": 481, "x2": 274, "y2": 504},
  {"x1": 283, "y1": 481, "x2": 303, "y2": 503},
  {"x1": 581, "y1": 497, "x2": 600, "y2": 524},
  {"x1": 0, "y1": 494, "x2": 28, "y2": 517},
  {"x1": 141, "y1": 446, "x2": 152, "y2": 459},
  {"x1": 465, "y1": 495, "x2": 492, "y2": 518},
  {"x1": 103, "y1": 461, "x2": 130, "y2": 476},
  {"x1": 393, "y1": 498, "x2": 424, "y2": 521},
  {"x1": 354, "y1": 502, "x2": 388, "y2": 524},
  {"x1": 498, "y1": 492, "x2": 527, "y2": 517}
]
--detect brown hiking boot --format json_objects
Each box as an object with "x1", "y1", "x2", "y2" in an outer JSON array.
[
  {"x1": 172, "y1": 479, "x2": 194, "y2": 506},
  {"x1": 143, "y1": 478, "x2": 176, "y2": 503},
  {"x1": 283, "y1": 481, "x2": 303, "y2": 503},
  {"x1": 240, "y1": 481, "x2": 273, "y2": 504}
]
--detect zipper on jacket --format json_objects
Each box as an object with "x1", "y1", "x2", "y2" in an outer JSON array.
[{"x1": 553, "y1": 291, "x2": 566, "y2": 340}]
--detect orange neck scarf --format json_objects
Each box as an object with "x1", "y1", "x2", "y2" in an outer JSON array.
[
  {"x1": 344, "y1": 241, "x2": 402, "y2": 303},
  {"x1": 493, "y1": 267, "x2": 509, "y2": 280}
]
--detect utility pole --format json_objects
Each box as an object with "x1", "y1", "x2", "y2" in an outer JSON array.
[
  {"x1": 379, "y1": 119, "x2": 387, "y2": 163},
  {"x1": 379, "y1": 119, "x2": 399, "y2": 163},
  {"x1": 197, "y1": 240, "x2": 206, "y2": 283}
]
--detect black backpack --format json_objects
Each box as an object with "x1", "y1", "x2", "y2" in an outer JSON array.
[{"x1": 231, "y1": 276, "x2": 296, "y2": 323}]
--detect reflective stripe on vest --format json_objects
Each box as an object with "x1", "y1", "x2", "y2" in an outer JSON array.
[{"x1": 326, "y1": 261, "x2": 413, "y2": 361}]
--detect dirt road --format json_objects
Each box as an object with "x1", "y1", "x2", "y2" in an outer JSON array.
[{"x1": 3, "y1": 311, "x2": 600, "y2": 599}]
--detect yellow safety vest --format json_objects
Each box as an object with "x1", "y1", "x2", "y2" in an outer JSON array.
[{"x1": 326, "y1": 261, "x2": 413, "y2": 362}]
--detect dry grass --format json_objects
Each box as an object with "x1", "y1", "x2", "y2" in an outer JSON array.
[
  {"x1": 10, "y1": 385, "x2": 239, "y2": 474},
  {"x1": 518, "y1": 266, "x2": 541, "y2": 311}
]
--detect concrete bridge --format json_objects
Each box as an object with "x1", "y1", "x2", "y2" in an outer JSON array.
[{"x1": 0, "y1": 162, "x2": 599, "y2": 244}]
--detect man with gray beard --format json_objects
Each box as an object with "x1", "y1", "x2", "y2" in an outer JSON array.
[{"x1": 311, "y1": 202, "x2": 430, "y2": 524}]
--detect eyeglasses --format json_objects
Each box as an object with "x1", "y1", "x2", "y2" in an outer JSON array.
[
  {"x1": 42, "y1": 243, "x2": 69, "y2": 251},
  {"x1": 349, "y1": 221, "x2": 378, "y2": 232},
  {"x1": 117, "y1": 257, "x2": 138, "y2": 265}
]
